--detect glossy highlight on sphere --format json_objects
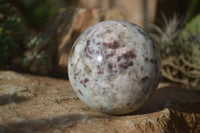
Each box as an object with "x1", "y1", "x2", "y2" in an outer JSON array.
[{"x1": 68, "y1": 20, "x2": 161, "y2": 115}]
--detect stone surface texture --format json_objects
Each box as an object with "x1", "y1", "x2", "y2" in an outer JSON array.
[
  {"x1": 0, "y1": 71, "x2": 200, "y2": 133},
  {"x1": 46, "y1": 7, "x2": 127, "y2": 72},
  {"x1": 68, "y1": 20, "x2": 161, "y2": 115}
]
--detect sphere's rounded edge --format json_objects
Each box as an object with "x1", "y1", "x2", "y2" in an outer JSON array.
[{"x1": 67, "y1": 20, "x2": 161, "y2": 115}]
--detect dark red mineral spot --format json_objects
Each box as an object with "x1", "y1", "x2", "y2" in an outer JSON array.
[
  {"x1": 117, "y1": 51, "x2": 136, "y2": 70},
  {"x1": 84, "y1": 78, "x2": 89, "y2": 83},
  {"x1": 87, "y1": 40, "x2": 90, "y2": 45},
  {"x1": 108, "y1": 63, "x2": 113, "y2": 72},
  {"x1": 119, "y1": 61, "x2": 133, "y2": 69},
  {"x1": 150, "y1": 59, "x2": 157, "y2": 65},
  {"x1": 80, "y1": 78, "x2": 89, "y2": 88},
  {"x1": 84, "y1": 40, "x2": 93, "y2": 59},
  {"x1": 74, "y1": 70, "x2": 81, "y2": 80},
  {"x1": 105, "y1": 51, "x2": 116, "y2": 59},
  {"x1": 98, "y1": 69, "x2": 104, "y2": 74},
  {"x1": 141, "y1": 76, "x2": 149, "y2": 82},
  {"x1": 78, "y1": 90, "x2": 83, "y2": 96},
  {"x1": 118, "y1": 51, "x2": 137, "y2": 61},
  {"x1": 103, "y1": 41, "x2": 120, "y2": 49},
  {"x1": 145, "y1": 57, "x2": 157, "y2": 65},
  {"x1": 150, "y1": 59, "x2": 155, "y2": 63}
]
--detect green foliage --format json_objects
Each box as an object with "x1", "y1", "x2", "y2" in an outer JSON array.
[
  {"x1": 7, "y1": 0, "x2": 77, "y2": 30},
  {"x1": 176, "y1": 15, "x2": 200, "y2": 71},
  {"x1": 186, "y1": 0, "x2": 200, "y2": 23},
  {"x1": 23, "y1": 33, "x2": 55, "y2": 75},
  {"x1": 18, "y1": 0, "x2": 59, "y2": 29},
  {"x1": 180, "y1": 14, "x2": 200, "y2": 39},
  {"x1": 150, "y1": 14, "x2": 200, "y2": 89},
  {"x1": 0, "y1": 3, "x2": 25, "y2": 65},
  {"x1": 0, "y1": 2, "x2": 56, "y2": 75}
]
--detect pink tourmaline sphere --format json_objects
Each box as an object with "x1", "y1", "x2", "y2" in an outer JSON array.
[{"x1": 68, "y1": 20, "x2": 161, "y2": 115}]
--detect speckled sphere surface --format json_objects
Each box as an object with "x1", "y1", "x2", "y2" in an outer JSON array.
[{"x1": 68, "y1": 20, "x2": 160, "y2": 115}]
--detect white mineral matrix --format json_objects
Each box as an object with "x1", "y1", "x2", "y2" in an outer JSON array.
[{"x1": 68, "y1": 20, "x2": 161, "y2": 115}]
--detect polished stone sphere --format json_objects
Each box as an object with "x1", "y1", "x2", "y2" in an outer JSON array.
[{"x1": 68, "y1": 20, "x2": 161, "y2": 115}]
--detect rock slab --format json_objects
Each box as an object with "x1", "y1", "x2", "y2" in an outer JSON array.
[{"x1": 0, "y1": 71, "x2": 200, "y2": 133}]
